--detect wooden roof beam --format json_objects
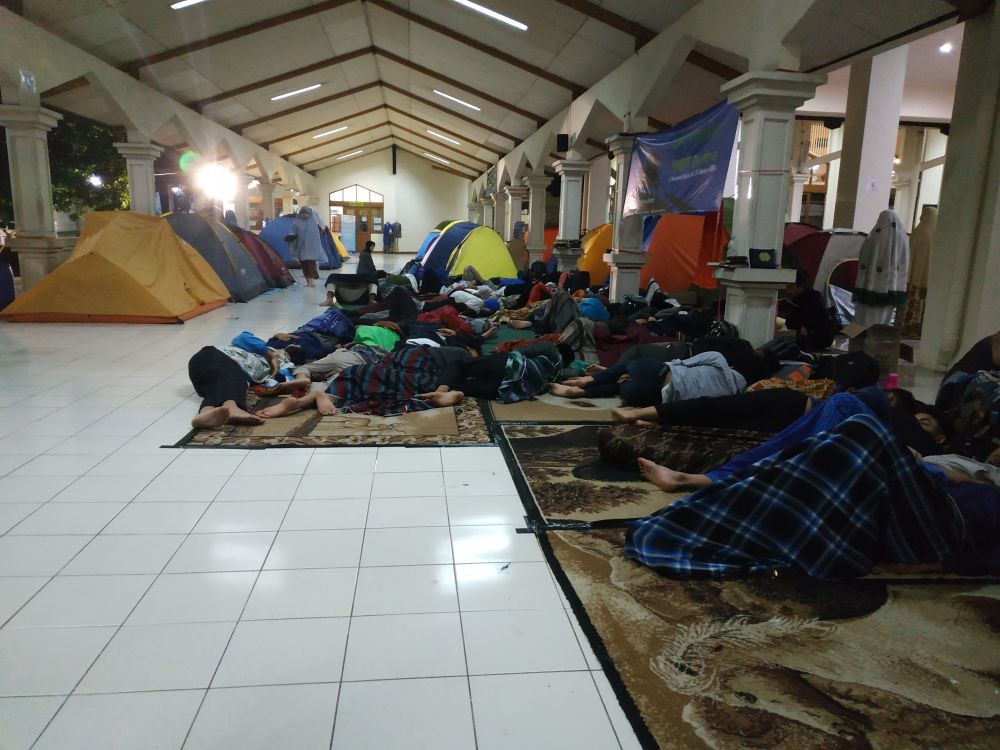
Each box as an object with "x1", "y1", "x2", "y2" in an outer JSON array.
[
  {"x1": 302, "y1": 134, "x2": 394, "y2": 168},
  {"x1": 394, "y1": 145, "x2": 476, "y2": 179},
  {"x1": 385, "y1": 120, "x2": 490, "y2": 167},
  {"x1": 233, "y1": 82, "x2": 379, "y2": 133},
  {"x1": 282, "y1": 120, "x2": 391, "y2": 160},
  {"x1": 389, "y1": 131, "x2": 482, "y2": 175},
  {"x1": 552, "y1": 0, "x2": 656, "y2": 51},
  {"x1": 383, "y1": 103, "x2": 504, "y2": 156},
  {"x1": 261, "y1": 104, "x2": 385, "y2": 148},
  {"x1": 380, "y1": 81, "x2": 520, "y2": 146}
]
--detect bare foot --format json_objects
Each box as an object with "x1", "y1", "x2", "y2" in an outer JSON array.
[
  {"x1": 192, "y1": 406, "x2": 229, "y2": 429},
  {"x1": 509, "y1": 320, "x2": 533, "y2": 330},
  {"x1": 612, "y1": 406, "x2": 642, "y2": 423},
  {"x1": 254, "y1": 398, "x2": 302, "y2": 419},
  {"x1": 637, "y1": 458, "x2": 710, "y2": 492},
  {"x1": 561, "y1": 376, "x2": 594, "y2": 388},
  {"x1": 481, "y1": 326, "x2": 498, "y2": 340},
  {"x1": 316, "y1": 392, "x2": 337, "y2": 416},
  {"x1": 548, "y1": 383, "x2": 586, "y2": 399},
  {"x1": 423, "y1": 390, "x2": 464, "y2": 407},
  {"x1": 226, "y1": 404, "x2": 267, "y2": 425}
]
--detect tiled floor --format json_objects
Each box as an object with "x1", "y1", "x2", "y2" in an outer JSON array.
[{"x1": 0, "y1": 264, "x2": 640, "y2": 749}]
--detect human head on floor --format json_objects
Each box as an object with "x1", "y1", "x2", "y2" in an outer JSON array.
[{"x1": 914, "y1": 404, "x2": 955, "y2": 447}]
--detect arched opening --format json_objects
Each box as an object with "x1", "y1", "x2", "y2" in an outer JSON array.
[{"x1": 329, "y1": 184, "x2": 385, "y2": 254}]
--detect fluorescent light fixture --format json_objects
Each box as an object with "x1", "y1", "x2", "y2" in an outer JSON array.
[
  {"x1": 423, "y1": 152, "x2": 451, "y2": 165},
  {"x1": 336, "y1": 150, "x2": 364, "y2": 160},
  {"x1": 938, "y1": 42, "x2": 953, "y2": 53},
  {"x1": 170, "y1": 0, "x2": 209, "y2": 9},
  {"x1": 312, "y1": 126, "x2": 349, "y2": 139},
  {"x1": 452, "y1": 0, "x2": 527, "y2": 31},
  {"x1": 433, "y1": 89, "x2": 481, "y2": 111},
  {"x1": 270, "y1": 83, "x2": 321, "y2": 101},
  {"x1": 427, "y1": 129, "x2": 460, "y2": 146}
]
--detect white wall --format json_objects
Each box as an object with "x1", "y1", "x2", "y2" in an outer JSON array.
[{"x1": 314, "y1": 149, "x2": 470, "y2": 254}]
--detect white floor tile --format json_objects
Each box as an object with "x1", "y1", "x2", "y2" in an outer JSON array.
[
  {"x1": 295, "y1": 473, "x2": 373, "y2": 500},
  {"x1": 445, "y1": 470, "x2": 518, "y2": 495},
  {"x1": 0, "y1": 435, "x2": 65, "y2": 455},
  {"x1": 165, "y1": 532, "x2": 275, "y2": 573},
  {"x1": 263, "y1": 529, "x2": 364, "y2": 569},
  {"x1": 0, "y1": 577, "x2": 49, "y2": 624},
  {"x1": 0, "y1": 626, "x2": 116, "y2": 696},
  {"x1": 375, "y1": 447, "x2": 442, "y2": 472},
  {"x1": 455, "y1": 562, "x2": 563, "y2": 611},
  {"x1": 0, "y1": 535, "x2": 93, "y2": 577},
  {"x1": 184, "y1": 684, "x2": 339, "y2": 750},
  {"x1": 46, "y1": 435, "x2": 129, "y2": 455},
  {"x1": 342, "y1": 612, "x2": 466, "y2": 681},
  {"x1": 451, "y1": 525, "x2": 544, "y2": 564},
  {"x1": 87, "y1": 453, "x2": 176, "y2": 478},
  {"x1": 305, "y1": 452, "x2": 377, "y2": 474},
  {"x1": 470, "y1": 672, "x2": 621, "y2": 750},
  {"x1": 192, "y1": 501, "x2": 290, "y2": 533},
  {"x1": 213, "y1": 617, "x2": 349, "y2": 687},
  {"x1": 0, "y1": 503, "x2": 41, "y2": 534},
  {"x1": 160, "y1": 451, "x2": 245, "y2": 477},
  {"x1": 215, "y1": 473, "x2": 302, "y2": 501},
  {"x1": 591, "y1": 669, "x2": 644, "y2": 750},
  {"x1": 352, "y1": 565, "x2": 458, "y2": 616},
  {"x1": 242, "y1": 568, "x2": 357, "y2": 620},
  {"x1": 127, "y1": 572, "x2": 257, "y2": 625},
  {"x1": 32, "y1": 690, "x2": 205, "y2": 750},
  {"x1": 371, "y1": 471, "x2": 444, "y2": 497},
  {"x1": 7, "y1": 502, "x2": 126, "y2": 535},
  {"x1": 77, "y1": 622, "x2": 234, "y2": 694},
  {"x1": 365, "y1": 496, "x2": 449, "y2": 527},
  {"x1": 360, "y1": 526, "x2": 453, "y2": 566},
  {"x1": 447, "y1": 494, "x2": 526, "y2": 526},
  {"x1": 134, "y1": 474, "x2": 228, "y2": 502},
  {"x1": 0, "y1": 455, "x2": 32, "y2": 477},
  {"x1": 462, "y1": 610, "x2": 589, "y2": 675},
  {"x1": 332, "y1": 677, "x2": 475, "y2": 750},
  {"x1": 102, "y1": 503, "x2": 209, "y2": 534},
  {"x1": 0, "y1": 476, "x2": 75, "y2": 503},
  {"x1": 279, "y1": 499, "x2": 369, "y2": 530},
  {"x1": 53, "y1": 475, "x2": 150, "y2": 503},
  {"x1": 440, "y1": 446, "x2": 508, "y2": 473},
  {"x1": 0, "y1": 696, "x2": 64, "y2": 750},
  {"x1": 237, "y1": 451, "x2": 312, "y2": 475},
  {"x1": 8, "y1": 454, "x2": 104, "y2": 477},
  {"x1": 61, "y1": 535, "x2": 185, "y2": 576},
  {"x1": 6, "y1": 574, "x2": 154, "y2": 628}
]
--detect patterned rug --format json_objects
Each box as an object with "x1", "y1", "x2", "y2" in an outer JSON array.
[
  {"x1": 501, "y1": 425, "x2": 1000, "y2": 749},
  {"x1": 177, "y1": 396, "x2": 492, "y2": 448},
  {"x1": 489, "y1": 393, "x2": 619, "y2": 424}
]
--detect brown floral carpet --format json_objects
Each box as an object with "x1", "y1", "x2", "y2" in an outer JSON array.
[
  {"x1": 488, "y1": 393, "x2": 620, "y2": 423},
  {"x1": 177, "y1": 396, "x2": 492, "y2": 448},
  {"x1": 502, "y1": 425, "x2": 1000, "y2": 749}
]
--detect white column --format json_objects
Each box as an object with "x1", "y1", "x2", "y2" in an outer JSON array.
[
  {"x1": 281, "y1": 191, "x2": 295, "y2": 215},
  {"x1": 481, "y1": 197, "x2": 496, "y2": 229},
  {"x1": 585, "y1": 153, "x2": 611, "y2": 231},
  {"x1": 232, "y1": 178, "x2": 250, "y2": 228},
  {"x1": 722, "y1": 71, "x2": 826, "y2": 262},
  {"x1": 0, "y1": 104, "x2": 73, "y2": 289},
  {"x1": 787, "y1": 172, "x2": 809, "y2": 222},
  {"x1": 833, "y1": 46, "x2": 908, "y2": 231},
  {"x1": 503, "y1": 185, "x2": 528, "y2": 241},
  {"x1": 494, "y1": 190, "x2": 510, "y2": 236},
  {"x1": 113, "y1": 141, "x2": 162, "y2": 215},
  {"x1": 920, "y1": 3, "x2": 1000, "y2": 370},
  {"x1": 467, "y1": 202, "x2": 479, "y2": 223},
  {"x1": 604, "y1": 134, "x2": 645, "y2": 302},
  {"x1": 258, "y1": 182, "x2": 276, "y2": 222},
  {"x1": 714, "y1": 267, "x2": 797, "y2": 348},
  {"x1": 524, "y1": 175, "x2": 549, "y2": 266},
  {"x1": 553, "y1": 159, "x2": 589, "y2": 270}
]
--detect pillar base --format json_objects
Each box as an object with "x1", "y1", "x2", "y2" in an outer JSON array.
[
  {"x1": 552, "y1": 240, "x2": 582, "y2": 273},
  {"x1": 525, "y1": 243, "x2": 546, "y2": 266},
  {"x1": 10, "y1": 234, "x2": 75, "y2": 290},
  {"x1": 714, "y1": 266, "x2": 797, "y2": 348},
  {"x1": 603, "y1": 250, "x2": 646, "y2": 302}
]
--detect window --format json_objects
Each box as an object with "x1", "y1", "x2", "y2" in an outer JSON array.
[{"x1": 329, "y1": 185, "x2": 385, "y2": 205}]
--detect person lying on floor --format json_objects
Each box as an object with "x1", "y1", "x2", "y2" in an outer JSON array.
[
  {"x1": 267, "y1": 306, "x2": 356, "y2": 360},
  {"x1": 255, "y1": 342, "x2": 389, "y2": 396},
  {"x1": 548, "y1": 350, "x2": 745, "y2": 407},
  {"x1": 188, "y1": 345, "x2": 289, "y2": 429},
  {"x1": 626, "y1": 412, "x2": 1000, "y2": 579}
]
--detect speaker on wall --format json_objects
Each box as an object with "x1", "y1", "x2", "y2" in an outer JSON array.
[
  {"x1": 392, "y1": 144, "x2": 397, "y2": 175},
  {"x1": 555, "y1": 133, "x2": 569, "y2": 153}
]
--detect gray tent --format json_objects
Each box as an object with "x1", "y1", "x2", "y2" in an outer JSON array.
[{"x1": 165, "y1": 212, "x2": 268, "y2": 302}]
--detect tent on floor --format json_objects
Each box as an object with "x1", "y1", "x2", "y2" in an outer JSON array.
[
  {"x1": 445, "y1": 226, "x2": 518, "y2": 279},
  {"x1": 784, "y1": 222, "x2": 821, "y2": 247},
  {"x1": 577, "y1": 224, "x2": 613, "y2": 285},
  {"x1": 420, "y1": 221, "x2": 479, "y2": 276},
  {"x1": 228, "y1": 226, "x2": 294, "y2": 288},
  {"x1": 2, "y1": 212, "x2": 229, "y2": 323},
  {"x1": 258, "y1": 214, "x2": 344, "y2": 270},
  {"x1": 165, "y1": 212, "x2": 268, "y2": 302},
  {"x1": 784, "y1": 228, "x2": 866, "y2": 306},
  {"x1": 415, "y1": 229, "x2": 442, "y2": 261},
  {"x1": 641, "y1": 210, "x2": 729, "y2": 291},
  {"x1": 435, "y1": 219, "x2": 456, "y2": 230}
]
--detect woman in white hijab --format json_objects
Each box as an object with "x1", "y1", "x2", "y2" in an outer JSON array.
[
  {"x1": 286, "y1": 206, "x2": 327, "y2": 287},
  {"x1": 852, "y1": 209, "x2": 909, "y2": 327}
]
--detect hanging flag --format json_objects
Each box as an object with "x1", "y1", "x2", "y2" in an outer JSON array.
[{"x1": 623, "y1": 101, "x2": 739, "y2": 217}]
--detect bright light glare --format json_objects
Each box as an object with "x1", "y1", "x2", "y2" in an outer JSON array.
[
  {"x1": 423, "y1": 152, "x2": 450, "y2": 165},
  {"x1": 433, "y1": 90, "x2": 481, "y2": 111},
  {"x1": 195, "y1": 164, "x2": 237, "y2": 201},
  {"x1": 427, "y1": 129, "x2": 460, "y2": 145},
  {"x1": 247, "y1": 179, "x2": 260, "y2": 189},
  {"x1": 312, "y1": 126, "x2": 348, "y2": 139},
  {"x1": 452, "y1": 0, "x2": 527, "y2": 31},
  {"x1": 336, "y1": 150, "x2": 364, "y2": 160},
  {"x1": 271, "y1": 83, "x2": 321, "y2": 101},
  {"x1": 938, "y1": 42, "x2": 953, "y2": 53},
  {"x1": 87, "y1": 175, "x2": 103, "y2": 188},
  {"x1": 170, "y1": 0, "x2": 209, "y2": 9}
]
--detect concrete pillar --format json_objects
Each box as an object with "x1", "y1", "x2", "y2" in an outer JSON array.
[
  {"x1": 232, "y1": 178, "x2": 250, "y2": 228},
  {"x1": 0, "y1": 103, "x2": 73, "y2": 289},
  {"x1": 553, "y1": 159, "x2": 588, "y2": 270},
  {"x1": 833, "y1": 47, "x2": 908, "y2": 232},
  {"x1": 467, "y1": 201, "x2": 479, "y2": 223},
  {"x1": 822, "y1": 125, "x2": 844, "y2": 229},
  {"x1": 787, "y1": 172, "x2": 809, "y2": 222},
  {"x1": 494, "y1": 190, "x2": 510, "y2": 236},
  {"x1": 604, "y1": 134, "x2": 645, "y2": 302},
  {"x1": 281, "y1": 191, "x2": 295, "y2": 215},
  {"x1": 891, "y1": 127, "x2": 922, "y2": 231},
  {"x1": 585, "y1": 153, "x2": 611, "y2": 231},
  {"x1": 113, "y1": 141, "x2": 162, "y2": 215},
  {"x1": 722, "y1": 71, "x2": 826, "y2": 262},
  {"x1": 524, "y1": 174, "x2": 549, "y2": 266},
  {"x1": 920, "y1": 4, "x2": 1000, "y2": 370},
  {"x1": 503, "y1": 185, "x2": 528, "y2": 241},
  {"x1": 481, "y1": 197, "x2": 496, "y2": 230},
  {"x1": 258, "y1": 182, "x2": 276, "y2": 222}
]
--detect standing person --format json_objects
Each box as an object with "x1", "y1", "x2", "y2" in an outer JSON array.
[
  {"x1": 286, "y1": 206, "x2": 326, "y2": 288},
  {"x1": 853, "y1": 209, "x2": 909, "y2": 327}
]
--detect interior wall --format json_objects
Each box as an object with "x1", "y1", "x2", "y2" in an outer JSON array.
[{"x1": 314, "y1": 149, "x2": 470, "y2": 254}]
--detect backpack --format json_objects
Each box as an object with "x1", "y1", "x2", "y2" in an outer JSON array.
[
  {"x1": 705, "y1": 319, "x2": 739, "y2": 339},
  {"x1": 536, "y1": 292, "x2": 580, "y2": 334}
]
